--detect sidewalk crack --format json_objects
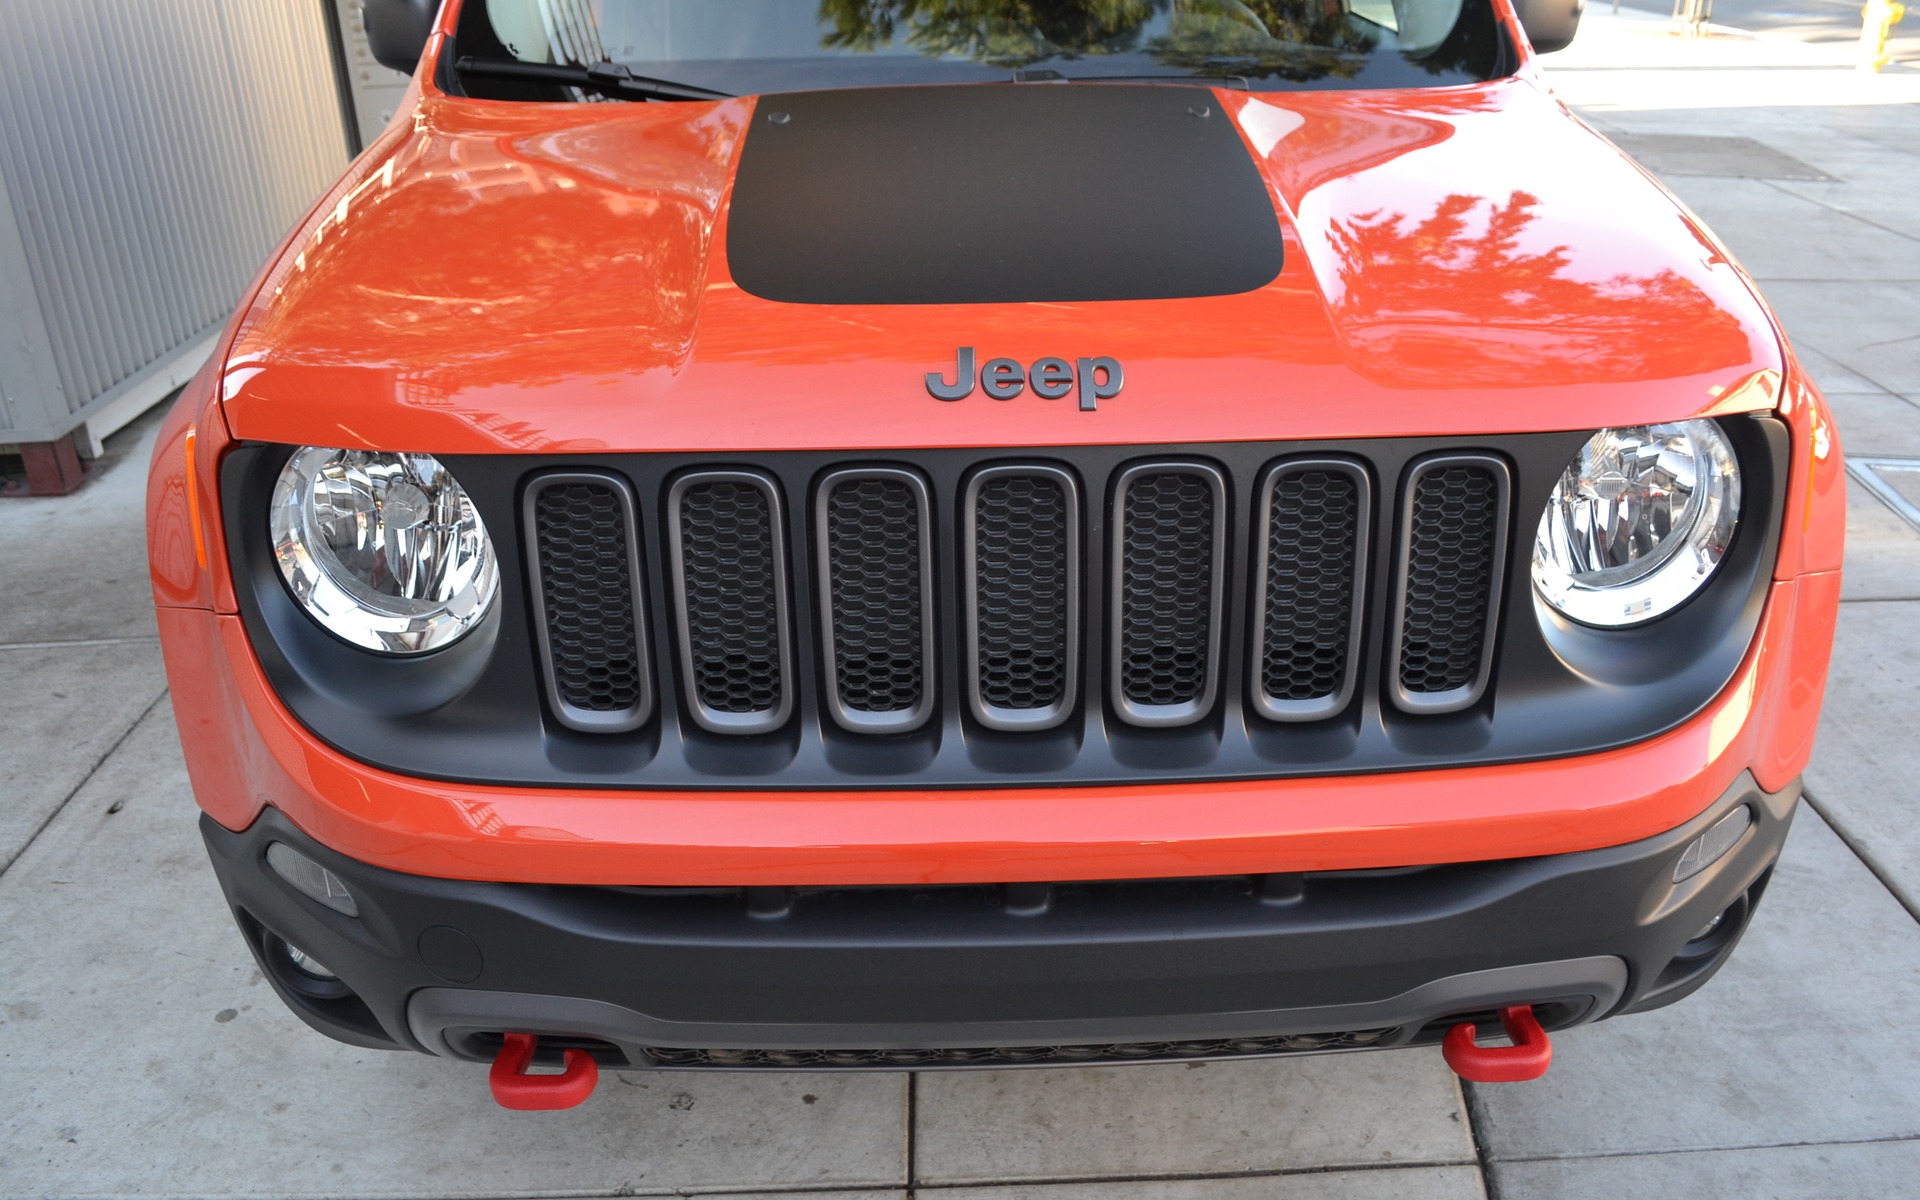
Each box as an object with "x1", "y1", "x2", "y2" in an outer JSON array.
[{"x1": 0, "y1": 687, "x2": 169, "y2": 881}]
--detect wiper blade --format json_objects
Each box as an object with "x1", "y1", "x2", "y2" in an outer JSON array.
[
  {"x1": 454, "y1": 56, "x2": 730, "y2": 102},
  {"x1": 1012, "y1": 68, "x2": 1249, "y2": 89}
]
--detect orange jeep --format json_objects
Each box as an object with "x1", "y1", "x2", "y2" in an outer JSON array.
[{"x1": 147, "y1": 0, "x2": 1844, "y2": 1107}]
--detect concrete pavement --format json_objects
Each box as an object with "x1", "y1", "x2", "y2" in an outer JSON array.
[{"x1": 3, "y1": 8, "x2": 1918, "y2": 1197}]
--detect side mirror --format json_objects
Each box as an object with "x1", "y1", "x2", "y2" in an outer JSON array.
[
  {"x1": 362, "y1": 0, "x2": 439, "y2": 75},
  {"x1": 1514, "y1": 0, "x2": 1585, "y2": 54}
]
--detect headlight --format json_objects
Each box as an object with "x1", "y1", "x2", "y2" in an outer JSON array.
[
  {"x1": 271, "y1": 447, "x2": 499, "y2": 654},
  {"x1": 1532, "y1": 420, "x2": 1740, "y2": 628}
]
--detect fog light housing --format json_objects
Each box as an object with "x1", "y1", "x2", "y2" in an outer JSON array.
[
  {"x1": 1673, "y1": 806, "x2": 1752, "y2": 883},
  {"x1": 286, "y1": 945, "x2": 337, "y2": 979},
  {"x1": 266, "y1": 842, "x2": 360, "y2": 917}
]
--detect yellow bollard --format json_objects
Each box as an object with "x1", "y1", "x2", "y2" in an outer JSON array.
[{"x1": 1859, "y1": 0, "x2": 1906, "y2": 72}]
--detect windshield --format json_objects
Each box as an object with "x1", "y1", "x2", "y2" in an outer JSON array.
[{"x1": 453, "y1": 0, "x2": 1512, "y2": 97}]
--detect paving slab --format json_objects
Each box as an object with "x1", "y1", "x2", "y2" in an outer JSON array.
[
  {"x1": 1805, "y1": 600, "x2": 1920, "y2": 913},
  {"x1": 912, "y1": 1050, "x2": 1474, "y2": 1186},
  {"x1": 1469, "y1": 809, "x2": 1920, "y2": 1161},
  {"x1": 935, "y1": 1166, "x2": 1487, "y2": 1200},
  {"x1": 1839, "y1": 483, "x2": 1920, "y2": 601},
  {"x1": 1797, "y1": 345, "x2": 1898, "y2": 397},
  {"x1": 1492, "y1": 1138, "x2": 1920, "y2": 1199},
  {"x1": 0, "y1": 639, "x2": 165, "y2": 871},
  {"x1": 1642, "y1": 173, "x2": 1920, "y2": 282},
  {"x1": 0, "y1": 702, "x2": 908, "y2": 1199},
  {"x1": 0, "y1": 408, "x2": 165, "y2": 645},
  {"x1": 1747, "y1": 280, "x2": 1920, "y2": 396},
  {"x1": 1828, "y1": 394, "x2": 1920, "y2": 454}
]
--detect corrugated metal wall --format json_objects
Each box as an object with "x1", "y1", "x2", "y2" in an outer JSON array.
[{"x1": 0, "y1": 0, "x2": 352, "y2": 446}]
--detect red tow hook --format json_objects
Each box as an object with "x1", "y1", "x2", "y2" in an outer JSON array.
[
  {"x1": 488, "y1": 1032, "x2": 600, "y2": 1110},
  {"x1": 1442, "y1": 1005, "x2": 1552, "y2": 1083}
]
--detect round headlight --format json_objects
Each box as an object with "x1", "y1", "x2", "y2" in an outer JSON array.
[
  {"x1": 1532, "y1": 420, "x2": 1740, "y2": 628},
  {"x1": 271, "y1": 447, "x2": 499, "y2": 654}
]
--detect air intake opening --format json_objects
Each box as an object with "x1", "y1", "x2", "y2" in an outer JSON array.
[
  {"x1": 966, "y1": 465, "x2": 1081, "y2": 732},
  {"x1": 1390, "y1": 454, "x2": 1511, "y2": 715},
  {"x1": 668, "y1": 471, "x2": 793, "y2": 734},
  {"x1": 525, "y1": 473, "x2": 651, "y2": 733},
  {"x1": 1110, "y1": 461, "x2": 1227, "y2": 728},
  {"x1": 817, "y1": 468, "x2": 935, "y2": 733},
  {"x1": 1253, "y1": 458, "x2": 1369, "y2": 722}
]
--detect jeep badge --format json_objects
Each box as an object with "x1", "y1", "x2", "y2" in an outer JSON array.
[{"x1": 926, "y1": 347, "x2": 1124, "y2": 411}]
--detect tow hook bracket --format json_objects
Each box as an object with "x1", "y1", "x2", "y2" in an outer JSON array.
[
  {"x1": 488, "y1": 1032, "x2": 599, "y2": 1110},
  {"x1": 1442, "y1": 1005, "x2": 1552, "y2": 1083}
]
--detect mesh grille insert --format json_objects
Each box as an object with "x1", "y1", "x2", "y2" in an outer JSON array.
[
  {"x1": 823, "y1": 474, "x2": 927, "y2": 719},
  {"x1": 645, "y1": 1028, "x2": 1398, "y2": 1069},
  {"x1": 533, "y1": 481, "x2": 645, "y2": 719},
  {"x1": 676, "y1": 477, "x2": 786, "y2": 719},
  {"x1": 1398, "y1": 463, "x2": 1502, "y2": 697},
  {"x1": 1260, "y1": 467, "x2": 1362, "y2": 709},
  {"x1": 1117, "y1": 469, "x2": 1219, "y2": 713},
  {"x1": 973, "y1": 473, "x2": 1073, "y2": 717}
]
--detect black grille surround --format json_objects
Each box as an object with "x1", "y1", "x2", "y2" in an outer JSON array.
[{"x1": 224, "y1": 423, "x2": 1790, "y2": 791}]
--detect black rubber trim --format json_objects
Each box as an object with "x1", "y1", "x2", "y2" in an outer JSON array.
[
  {"x1": 725, "y1": 85, "x2": 1285, "y2": 305},
  {"x1": 201, "y1": 772, "x2": 1797, "y2": 1062},
  {"x1": 220, "y1": 420, "x2": 1788, "y2": 790}
]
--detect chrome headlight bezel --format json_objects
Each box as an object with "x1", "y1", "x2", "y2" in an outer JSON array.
[
  {"x1": 269, "y1": 447, "x2": 500, "y2": 655},
  {"x1": 1531, "y1": 419, "x2": 1742, "y2": 629}
]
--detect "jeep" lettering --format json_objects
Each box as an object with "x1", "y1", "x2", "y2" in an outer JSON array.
[{"x1": 926, "y1": 347, "x2": 1124, "y2": 411}]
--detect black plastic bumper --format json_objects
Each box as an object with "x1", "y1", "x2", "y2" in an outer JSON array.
[{"x1": 202, "y1": 772, "x2": 1795, "y2": 1070}]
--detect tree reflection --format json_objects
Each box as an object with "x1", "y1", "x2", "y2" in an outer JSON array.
[
  {"x1": 1327, "y1": 190, "x2": 1753, "y2": 383},
  {"x1": 816, "y1": 0, "x2": 1375, "y2": 79}
]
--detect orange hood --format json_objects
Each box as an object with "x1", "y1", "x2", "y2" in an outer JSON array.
[{"x1": 220, "y1": 78, "x2": 1782, "y2": 455}]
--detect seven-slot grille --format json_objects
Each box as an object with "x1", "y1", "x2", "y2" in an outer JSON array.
[{"x1": 524, "y1": 455, "x2": 1513, "y2": 737}]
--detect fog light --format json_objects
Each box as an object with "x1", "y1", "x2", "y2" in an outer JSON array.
[
  {"x1": 1673, "y1": 806, "x2": 1751, "y2": 883},
  {"x1": 286, "y1": 945, "x2": 336, "y2": 979},
  {"x1": 266, "y1": 842, "x2": 359, "y2": 916}
]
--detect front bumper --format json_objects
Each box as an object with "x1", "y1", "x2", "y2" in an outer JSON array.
[{"x1": 205, "y1": 771, "x2": 1795, "y2": 1070}]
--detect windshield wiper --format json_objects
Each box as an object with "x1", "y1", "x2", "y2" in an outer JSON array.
[
  {"x1": 1012, "y1": 68, "x2": 1249, "y2": 89},
  {"x1": 454, "y1": 56, "x2": 730, "y2": 102}
]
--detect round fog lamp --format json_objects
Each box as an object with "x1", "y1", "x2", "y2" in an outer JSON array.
[
  {"x1": 1532, "y1": 420, "x2": 1739, "y2": 627},
  {"x1": 271, "y1": 447, "x2": 499, "y2": 654},
  {"x1": 286, "y1": 945, "x2": 336, "y2": 979}
]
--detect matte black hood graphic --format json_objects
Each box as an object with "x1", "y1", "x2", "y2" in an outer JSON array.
[{"x1": 725, "y1": 84, "x2": 1285, "y2": 306}]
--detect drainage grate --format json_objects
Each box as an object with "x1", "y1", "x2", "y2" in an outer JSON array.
[
  {"x1": 1607, "y1": 133, "x2": 1834, "y2": 182},
  {"x1": 1847, "y1": 456, "x2": 1920, "y2": 534}
]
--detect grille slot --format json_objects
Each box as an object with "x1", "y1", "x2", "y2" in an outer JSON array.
[
  {"x1": 644, "y1": 1028, "x2": 1399, "y2": 1069},
  {"x1": 1252, "y1": 459, "x2": 1369, "y2": 722},
  {"x1": 965, "y1": 465, "x2": 1081, "y2": 731},
  {"x1": 1390, "y1": 454, "x2": 1511, "y2": 714},
  {"x1": 523, "y1": 474, "x2": 651, "y2": 733},
  {"x1": 667, "y1": 471, "x2": 793, "y2": 734},
  {"x1": 1110, "y1": 462, "x2": 1227, "y2": 727},
  {"x1": 816, "y1": 468, "x2": 935, "y2": 732}
]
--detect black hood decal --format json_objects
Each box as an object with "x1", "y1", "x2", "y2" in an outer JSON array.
[{"x1": 725, "y1": 84, "x2": 1284, "y2": 306}]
